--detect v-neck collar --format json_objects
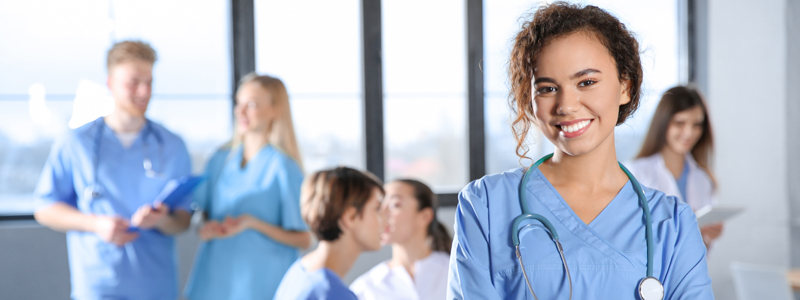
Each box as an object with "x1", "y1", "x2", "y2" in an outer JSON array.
[
  {"x1": 526, "y1": 168, "x2": 636, "y2": 267},
  {"x1": 232, "y1": 144, "x2": 274, "y2": 171}
]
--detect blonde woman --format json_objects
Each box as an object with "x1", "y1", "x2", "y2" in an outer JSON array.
[{"x1": 184, "y1": 73, "x2": 311, "y2": 300}]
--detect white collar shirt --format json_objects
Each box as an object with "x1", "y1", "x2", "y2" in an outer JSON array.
[{"x1": 350, "y1": 251, "x2": 450, "y2": 300}]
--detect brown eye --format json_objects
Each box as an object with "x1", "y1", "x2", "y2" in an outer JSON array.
[
  {"x1": 578, "y1": 79, "x2": 596, "y2": 87},
  {"x1": 536, "y1": 86, "x2": 557, "y2": 94}
]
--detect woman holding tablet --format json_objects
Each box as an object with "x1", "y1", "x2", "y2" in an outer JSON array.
[
  {"x1": 184, "y1": 74, "x2": 311, "y2": 300},
  {"x1": 447, "y1": 2, "x2": 713, "y2": 299},
  {"x1": 627, "y1": 86, "x2": 722, "y2": 249}
]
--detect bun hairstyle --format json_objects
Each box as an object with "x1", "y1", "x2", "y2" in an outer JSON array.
[
  {"x1": 395, "y1": 179, "x2": 452, "y2": 253},
  {"x1": 508, "y1": 1, "x2": 643, "y2": 162},
  {"x1": 301, "y1": 167, "x2": 384, "y2": 241}
]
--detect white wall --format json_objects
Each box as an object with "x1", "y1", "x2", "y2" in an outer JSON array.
[{"x1": 705, "y1": 0, "x2": 790, "y2": 299}]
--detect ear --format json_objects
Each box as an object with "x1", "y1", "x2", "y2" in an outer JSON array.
[
  {"x1": 338, "y1": 206, "x2": 358, "y2": 234},
  {"x1": 619, "y1": 79, "x2": 632, "y2": 105},
  {"x1": 418, "y1": 207, "x2": 434, "y2": 228}
]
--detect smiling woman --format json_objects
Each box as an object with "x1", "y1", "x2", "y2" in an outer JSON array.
[{"x1": 447, "y1": 2, "x2": 713, "y2": 299}]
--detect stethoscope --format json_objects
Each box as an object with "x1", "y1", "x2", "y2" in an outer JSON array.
[
  {"x1": 83, "y1": 118, "x2": 165, "y2": 200},
  {"x1": 512, "y1": 153, "x2": 664, "y2": 300}
]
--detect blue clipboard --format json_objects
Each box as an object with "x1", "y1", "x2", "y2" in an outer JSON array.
[{"x1": 129, "y1": 175, "x2": 206, "y2": 232}]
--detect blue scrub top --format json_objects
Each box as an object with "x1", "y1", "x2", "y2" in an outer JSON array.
[
  {"x1": 274, "y1": 260, "x2": 358, "y2": 300},
  {"x1": 676, "y1": 160, "x2": 690, "y2": 203},
  {"x1": 447, "y1": 168, "x2": 714, "y2": 299},
  {"x1": 33, "y1": 117, "x2": 192, "y2": 300},
  {"x1": 184, "y1": 145, "x2": 307, "y2": 300}
]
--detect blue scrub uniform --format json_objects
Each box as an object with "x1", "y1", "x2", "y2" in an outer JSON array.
[
  {"x1": 274, "y1": 260, "x2": 358, "y2": 300},
  {"x1": 184, "y1": 145, "x2": 307, "y2": 300},
  {"x1": 33, "y1": 117, "x2": 192, "y2": 300},
  {"x1": 447, "y1": 168, "x2": 714, "y2": 299}
]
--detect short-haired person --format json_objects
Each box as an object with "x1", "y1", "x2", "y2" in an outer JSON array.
[
  {"x1": 274, "y1": 167, "x2": 385, "y2": 300},
  {"x1": 447, "y1": 2, "x2": 713, "y2": 299},
  {"x1": 350, "y1": 179, "x2": 452, "y2": 300},
  {"x1": 627, "y1": 86, "x2": 722, "y2": 249},
  {"x1": 33, "y1": 40, "x2": 193, "y2": 300},
  {"x1": 184, "y1": 74, "x2": 311, "y2": 299}
]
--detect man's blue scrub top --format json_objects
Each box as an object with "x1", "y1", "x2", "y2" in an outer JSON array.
[
  {"x1": 184, "y1": 145, "x2": 307, "y2": 300},
  {"x1": 447, "y1": 168, "x2": 715, "y2": 299},
  {"x1": 34, "y1": 117, "x2": 192, "y2": 300}
]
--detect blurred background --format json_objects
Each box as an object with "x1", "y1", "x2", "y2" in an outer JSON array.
[{"x1": 0, "y1": 0, "x2": 797, "y2": 299}]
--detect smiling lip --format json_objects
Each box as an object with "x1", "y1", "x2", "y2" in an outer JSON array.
[{"x1": 557, "y1": 119, "x2": 593, "y2": 138}]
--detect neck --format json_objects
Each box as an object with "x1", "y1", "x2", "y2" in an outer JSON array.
[
  {"x1": 104, "y1": 110, "x2": 145, "y2": 134},
  {"x1": 301, "y1": 239, "x2": 362, "y2": 280},
  {"x1": 241, "y1": 132, "x2": 268, "y2": 163},
  {"x1": 542, "y1": 136, "x2": 626, "y2": 190},
  {"x1": 660, "y1": 148, "x2": 686, "y2": 178},
  {"x1": 390, "y1": 236, "x2": 432, "y2": 278}
]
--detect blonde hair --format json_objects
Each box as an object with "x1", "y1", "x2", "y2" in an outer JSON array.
[
  {"x1": 107, "y1": 40, "x2": 157, "y2": 71},
  {"x1": 233, "y1": 73, "x2": 303, "y2": 170}
]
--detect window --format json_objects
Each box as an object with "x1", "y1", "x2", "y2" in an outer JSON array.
[
  {"x1": 0, "y1": 0, "x2": 231, "y2": 215},
  {"x1": 483, "y1": 0, "x2": 681, "y2": 174},
  {"x1": 382, "y1": 0, "x2": 468, "y2": 193},
  {"x1": 255, "y1": 0, "x2": 365, "y2": 173}
]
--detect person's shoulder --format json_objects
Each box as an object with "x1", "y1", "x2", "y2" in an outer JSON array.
[
  {"x1": 642, "y1": 185, "x2": 693, "y2": 226},
  {"x1": 459, "y1": 168, "x2": 524, "y2": 206},
  {"x1": 266, "y1": 145, "x2": 302, "y2": 174},
  {"x1": 626, "y1": 154, "x2": 660, "y2": 172},
  {"x1": 351, "y1": 261, "x2": 391, "y2": 287}
]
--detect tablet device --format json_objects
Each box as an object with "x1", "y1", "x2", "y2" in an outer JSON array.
[{"x1": 694, "y1": 205, "x2": 744, "y2": 227}]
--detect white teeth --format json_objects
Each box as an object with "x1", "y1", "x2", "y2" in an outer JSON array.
[{"x1": 561, "y1": 120, "x2": 590, "y2": 133}]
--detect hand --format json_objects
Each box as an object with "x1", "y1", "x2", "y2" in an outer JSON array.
[
  {"x1": 700, "y1": 223, "x2": 724, "y2": 246},
  {"x1": 219, "y1": 214, "x2": 253, "y2": 238},
  {"x1": 131, "y1": 202, "x2": 169, "y2": 230},
  {"x1": 198, "y1": 220, "x2": 225, "y2": 241},
  {"x1": 93, "y1": 215, "x2": 139, "y2": 246}
]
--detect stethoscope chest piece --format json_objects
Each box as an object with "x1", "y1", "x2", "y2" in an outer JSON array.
[{"x1": 638, "y1": 277, "x2": 664, "y2": 300}]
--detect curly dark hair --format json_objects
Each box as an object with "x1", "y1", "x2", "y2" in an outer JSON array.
[{"x1": 508, "y1": 1, "x2": 643, "y2": 162}]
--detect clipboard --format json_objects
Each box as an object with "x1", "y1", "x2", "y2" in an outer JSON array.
[
  {"x1": 694, "y1": 205, "x2": 744, "y2": 227},
  {"x1": 129, "y1": 175, "x2": 206, "y2": 232},
  {"x1": 154, "y1": 175, "x2": 206, "y2": 208}
]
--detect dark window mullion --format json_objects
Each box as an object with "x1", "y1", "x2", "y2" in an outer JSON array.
[{"x1": 362, "y1": 0, "x2": 385, "y2": 181}]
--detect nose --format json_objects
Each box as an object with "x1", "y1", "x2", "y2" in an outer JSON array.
[{"x1": 555, "y1": 87, "x2": 580, "y2": 115}]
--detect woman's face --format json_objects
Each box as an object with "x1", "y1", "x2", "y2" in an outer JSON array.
[
  {"x1": 351, "y1": 188, "x2": 386, "y2": 251},
  {"x1": 531, "y1": 32, "x2": 631, "y2": 156},
  {"x1": 380, "y1": 182, "x2": 429, "y2": 246},
  {"x1": 664, "y1": 106, "x2": 705, "y2": 156},
  {"x1": 234, "y1": 82, "x2": 275, "y2": 135}
]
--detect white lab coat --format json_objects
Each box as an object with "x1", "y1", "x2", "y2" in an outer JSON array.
[
  {"x1": 350, "y1": 251, "x2": 449, "y2": 300},
  {"x1": 626, "y1": 153, "x2": 716, "y2": 211}
]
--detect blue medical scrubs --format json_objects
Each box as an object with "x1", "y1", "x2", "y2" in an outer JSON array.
[
  {"x1": 447, "y1": 168, "x2": 714, "y2": 299},
  {"x1": 273, "y1": 260, "x2": 358, "y2": 300},
  {"x1": 33, "y1": 117, "x2": 192, "y2": 300},
  {"x1": 184, "y1": 145, "x2": 307, "y2": 300}
]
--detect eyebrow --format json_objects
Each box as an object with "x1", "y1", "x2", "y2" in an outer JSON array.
[
  {"x1": 570, "y1": 68, "x2": 601, "y2": 80},
  {"x1": 533, "y1": 68, "x2": 602, "y2": 85}
]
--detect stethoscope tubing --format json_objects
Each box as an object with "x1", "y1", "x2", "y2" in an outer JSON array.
[{"x1": 513, "y1": 153, "x2": 659, "y2": 299}]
